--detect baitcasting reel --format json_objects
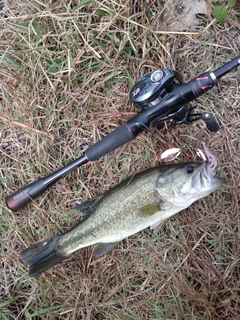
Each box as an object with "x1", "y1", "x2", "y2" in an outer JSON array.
[{"x1": 130, "y1": 68, "x2": 220, "y2": 132}]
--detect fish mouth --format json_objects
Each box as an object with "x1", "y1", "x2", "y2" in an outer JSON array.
[{"x1": 193, "y1": 161, "x2": 225, "y2": 192}]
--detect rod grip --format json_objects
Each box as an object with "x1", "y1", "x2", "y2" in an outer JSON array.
[{"x1": 85, "y1": 123, "x2": 136, "y2": 161}]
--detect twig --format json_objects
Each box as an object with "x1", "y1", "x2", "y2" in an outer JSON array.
[{"x1": 0, "y1": 116, "x2": 55, "y2": 141}]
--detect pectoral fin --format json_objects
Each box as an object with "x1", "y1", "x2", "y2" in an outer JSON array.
[
  {"x1": 139, "y1": 203, "x2": 161, "y2": 217},
  {"x1": 92, "y1": 242, "x2": 119, "y2": 257}
]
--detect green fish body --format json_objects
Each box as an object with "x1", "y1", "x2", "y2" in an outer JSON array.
[{"x1": 19, "y1": 162, "x2": 224, "y2": 277}]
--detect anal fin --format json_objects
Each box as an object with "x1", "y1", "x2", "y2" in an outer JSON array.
[{"x1": 92, "y1": 242, "x2": 119, "y2": 257}]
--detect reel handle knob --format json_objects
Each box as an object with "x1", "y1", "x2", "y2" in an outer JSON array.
[{"x1": 201, "y1": 113, "x2": 220, "y2": 132}]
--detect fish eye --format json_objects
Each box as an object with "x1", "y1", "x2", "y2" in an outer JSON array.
[{"x1": 185, "y1": 165, "x2": 195, "y2": 174}]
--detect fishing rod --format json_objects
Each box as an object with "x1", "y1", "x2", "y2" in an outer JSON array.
[{"x1": 6, "y1": 56, "x2": 240, "y2": 211}]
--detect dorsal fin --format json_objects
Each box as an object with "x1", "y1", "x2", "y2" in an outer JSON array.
[{"x1": 73, "y1": 194, "x2": 104, "y2": 215}]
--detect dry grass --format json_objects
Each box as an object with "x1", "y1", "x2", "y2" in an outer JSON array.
[{"x1": 0, "y1": 0, "x2": 240, "y2": 319}]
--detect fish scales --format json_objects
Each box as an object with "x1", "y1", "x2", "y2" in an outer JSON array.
[{"x1": 58, "y1": 167, "x2": 161, "y2": 256}]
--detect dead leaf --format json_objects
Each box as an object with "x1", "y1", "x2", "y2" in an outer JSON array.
[{"x1": 164, "y1": 0, "x2": 212, "y2": 31}]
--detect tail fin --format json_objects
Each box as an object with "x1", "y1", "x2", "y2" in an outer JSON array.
[{"x1": 19, "y1": 236, "x2": 67, "y2": 277}]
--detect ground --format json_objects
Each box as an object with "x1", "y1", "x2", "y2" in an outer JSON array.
[{"x1": 0, "y1": 1, "x2": 240, "y2": 319}]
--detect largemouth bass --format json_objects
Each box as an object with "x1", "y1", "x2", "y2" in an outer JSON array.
[{"x1": 19, "y1": 162, "x2": 224, "y2": 277}]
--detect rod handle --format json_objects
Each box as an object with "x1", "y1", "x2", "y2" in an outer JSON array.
[
  {"x1": 85, "y1": 123, "x2": 139, "y2": 161},
  {"x1": 6, "y1": 179, "x2": 48, "y2": 211}
]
